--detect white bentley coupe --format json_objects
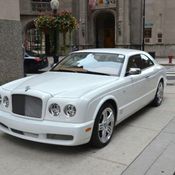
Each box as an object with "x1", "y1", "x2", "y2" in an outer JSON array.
[{"x1": 0, "y1": 49, "x2": 166, "y2": 147}]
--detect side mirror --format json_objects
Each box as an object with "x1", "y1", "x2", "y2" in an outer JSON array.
[{"x1": 128, "y1": 68, "x2": 141, "y2": 75}]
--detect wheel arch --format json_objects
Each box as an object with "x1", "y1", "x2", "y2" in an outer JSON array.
[
  {"x1": 157, "y1": 76, "x2": 166, "y2": 88},
  {"x1": 152, "y1": 76, "x2": 165, "y2": 107},
  {"x1": 92, "y1": 96, "x2": 118, "y2": 124}
]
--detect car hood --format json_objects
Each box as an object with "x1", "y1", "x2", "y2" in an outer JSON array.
[{"x1": 2, "y1": 72, "x2": 118, "y2": 98}]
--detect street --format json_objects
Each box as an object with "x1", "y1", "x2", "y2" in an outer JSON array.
[{"x1": 0, "y1": 85, "x2": 175, "y2": 175}]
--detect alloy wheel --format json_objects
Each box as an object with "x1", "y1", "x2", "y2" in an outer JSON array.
[{"x1": 98, "y1": 107, "x2": 115, "y2": 144}]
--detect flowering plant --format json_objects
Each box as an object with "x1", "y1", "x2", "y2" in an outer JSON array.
[
  {"x1": 34, "y1": 15, "x2": 56, "y2": 32},
  {"x1": 34, "y1": 11, "x2": 78, "y2": 33},
  {"x1": 55, "y1": 11, "x2": 78, "y2": 33},
  {"x1": 34, "y1": 11, "x2": 78, "y2": 54}
]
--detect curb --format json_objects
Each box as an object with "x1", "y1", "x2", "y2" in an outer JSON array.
[
  {"x1": 160, "y1": 64, "x2": 175, "y2": 66},
  {"x1": 167, "y1": 72, "x2": 175, "y2": 75}
]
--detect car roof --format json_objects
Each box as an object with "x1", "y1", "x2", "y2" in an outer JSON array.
[{"x1": 74, "y1": 48, "x2": 147, "y2": 57}]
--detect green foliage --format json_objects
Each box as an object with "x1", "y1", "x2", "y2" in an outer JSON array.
[
  {"x1": 34, "y1": 11, "x2": 78, "y2": 33},
  {"x1": 34, "y1": 15, "x2": 56, "y2": 32},
  {"x1": 56, "y1": 11, "x2": 78, "y2": 33},
  {"x1": 34, "y1": 11, "x2": 78, "y2": 55}
]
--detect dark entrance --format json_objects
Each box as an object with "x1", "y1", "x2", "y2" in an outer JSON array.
[
  {"x1": 95, "y1": 12, "x2": 115, "y2": 48},
  {"x1": 24, "y1": 22, "x2": 40, "y2": 52},
  {"x1": 25, "y1": 21, "x2": 53, "y2": 55}
]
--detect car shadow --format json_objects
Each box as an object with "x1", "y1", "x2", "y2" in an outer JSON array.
[{"x1": 112, "y1": 104, "x2": 151, "y2": 137}]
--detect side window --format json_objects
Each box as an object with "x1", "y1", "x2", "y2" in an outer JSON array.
[
  {"x1": 126, "y1": 55, "x2": 141, "y2": 72},
  {"x1": 141, "y1": 54, "x2": 154, "y2": 69}
]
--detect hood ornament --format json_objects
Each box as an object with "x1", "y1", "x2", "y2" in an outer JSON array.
[{"x1": 25, "y1": 86, "x2": 31, "y2": 92}]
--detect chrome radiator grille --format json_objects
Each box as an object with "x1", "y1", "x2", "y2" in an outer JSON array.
[{"x1": 12, "y1": 94, "x2": 42, "y2": 118}]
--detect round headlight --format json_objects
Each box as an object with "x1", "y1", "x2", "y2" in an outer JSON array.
[
  {"x1": 49, "y1": 103, "x2": 61, "y2": 116},
  {"x1": 3, "y1": 96, "x2": 9, "y2": 108},
  {"x1": 64, "y1": 104, "x2": 76, "y2": 117},
  {"x1": 0, "y1": 95, "x2": 2, "y2": 105}
]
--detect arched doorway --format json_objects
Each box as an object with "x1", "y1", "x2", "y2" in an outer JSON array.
[
  {"x1": 95, "y1": 12, "x2": 115, "y2": 48},
  {"x1": 24, "y1": 21, "x2": 44, "y2": 53},
  {"x1": 24, "y1": 21, "x2": 52, "y2": 55}
]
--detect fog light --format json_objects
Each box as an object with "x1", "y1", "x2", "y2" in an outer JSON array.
[
  {"x1": 64, "y1": 104, "x2": 76, "y2": 117},
  {"x1": 3, "y1": 96, "x2": 9, "y2": 108},
  {"x1": 49, "y1": 103, "x2": 61, "y2": 116}
]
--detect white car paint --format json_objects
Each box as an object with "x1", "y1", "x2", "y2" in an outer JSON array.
[{"x1": 0, "y1": 48, "x2": 166, "y2": 146}]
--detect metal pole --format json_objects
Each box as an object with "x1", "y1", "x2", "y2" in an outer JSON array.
[
  {"x1": 142, "y1": 0, "x2": 145, "y2": 51},
  {"x1": 53, "y1": 9, "x2": 57, "y2": 59},
  {"x1": 50, "y1": 0, "x2": 59, "y2": 63}
]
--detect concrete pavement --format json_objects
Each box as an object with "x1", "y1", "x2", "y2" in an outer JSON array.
[
  {"x1": 122, "y1": 85, "x2": 175, "y2": 175},
  {"x1": 156, "y1": 58, "x2": 175, "y2": 86},
  {"x1": 156, "y1": 57, "x2": 175, "y2": 66},
  {"x1": 0, "y1": 85, "x2": 175, "y2": 175},
  {"x1": 156, "y1": 58, "x2": 175, "y2": 74}
]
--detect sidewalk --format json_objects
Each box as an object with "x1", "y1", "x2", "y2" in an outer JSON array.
[
  {"x1": 156, "y1": 58, "x2": 175, "y2": 74},
  {"x1": 122, "y1": 85, "x2": 175, "y2": 175},
  {"x1": 156, "y1": 57, "x2": 175, "y2": 66},
  {"x1": 155, "y1": 58, "x2": 175, "y2": 86}
]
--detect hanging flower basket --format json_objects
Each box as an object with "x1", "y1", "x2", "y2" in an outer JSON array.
[
  {"x1": 34, "y1": 15, "x2": 56, "y2": 33},
  {"x1": 34, "y1": 11, "x2": 78, "y2": 33},
  {"x1": 34, "y1": 11, "x2": 78, "y2": 55},
  {"x1": 55, "y1": 11, "x2": 78, "y2": 33}
]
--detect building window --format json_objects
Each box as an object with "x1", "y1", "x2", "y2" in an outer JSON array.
[
  {"x1": 144, "y1": 28, "x2": 152, "y2": 43},
  {"x1": 158, "y1": 38, "x2": 162, "y2": 43},
  {"x1": 144, "y1": 28, "x2": 152, "y2": 38},
  {"x1": 157, "y1": 33, "x2": 163, "y2": 43},
  {"x1": 25, "y1": 28, "x2": 45, "y2": 54},
  {"x1": 31, "y1": 0, "x2": 51, "y2": 12},
  {"x1": 145, "y1": 38, "x2": 150, "y2": 43},
  {"x1": 157, "y1": 33, "x2": 162, "y2": 38}
]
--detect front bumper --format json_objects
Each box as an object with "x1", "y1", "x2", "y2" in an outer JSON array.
[{"x1": 0, "y1": 110, "x2": 94, "y2": 146}]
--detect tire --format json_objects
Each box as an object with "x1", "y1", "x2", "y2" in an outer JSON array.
[
  {"x1": 90, "y1": 103, "x2": 116, "y2": 148},
  {"x1": 152, "y1": 81, "x2": 164, "y2": 107}
]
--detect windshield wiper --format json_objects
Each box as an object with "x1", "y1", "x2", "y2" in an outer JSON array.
[
  {"x1": 82, "y1": 71, "x2": 110, "y2": 76},
  {"x1": 53, "y1": 69, "x2": 75, "y2": 73}
]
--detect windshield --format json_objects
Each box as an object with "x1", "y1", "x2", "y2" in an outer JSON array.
[{"x1": 52, "y1": 52, "x2": 125, "y2": 76}]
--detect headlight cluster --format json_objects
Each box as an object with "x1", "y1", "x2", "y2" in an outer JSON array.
[
  {"x1": 0, "y1": 95, "x2": 9, "y2": 108},
  {"x1": 64, "y1": 104, "x2": 76, "y2": 117},
  {"x1": 48, "y1": 103, "x2": 76, "y2": 117},
  {"x1": 49, "y1": 103, "x2": 61, "y2": 116}
]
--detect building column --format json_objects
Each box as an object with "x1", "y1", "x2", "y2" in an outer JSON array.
[
  {"x1": 117, "y1": 0, "x2": 130, "y2": 47},
  {"x1": 130, "y1": 0, "x2": 143, "y2": 49},
  {"x1": 0, "y1": 0, "x2": 23, "y2": 84},
  {"x1": 78, "y1": 0, "x2": 88, "y2": 49}
]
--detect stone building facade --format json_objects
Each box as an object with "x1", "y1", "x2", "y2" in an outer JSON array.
[
  {"x1": 0, "y1": 0, "x2": 23, "y2": 84},
  {"x1": 20, "y1": 0, "x2": 175, "y2": 57},
  {"x1": 20, "y1": 0, "x2": 74, "y2": 55},
  {"x1": 144, "y1": 0, "x2": 175, "y2": 57},
  {"x1": 20, "y1": 0, "x2": 143, "y2": 56}
]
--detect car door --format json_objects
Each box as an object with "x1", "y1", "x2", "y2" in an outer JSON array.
[
  {"x1": 140, "y1": 54, "x2": 158, "y2": 99},
  {"x1": 119, "y1": 54, "x2": 147, "y2": 119}
]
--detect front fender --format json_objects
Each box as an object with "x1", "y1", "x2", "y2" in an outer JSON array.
[{"x1": 87, "y1": 95, "x2": 119, "y2": 123}]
